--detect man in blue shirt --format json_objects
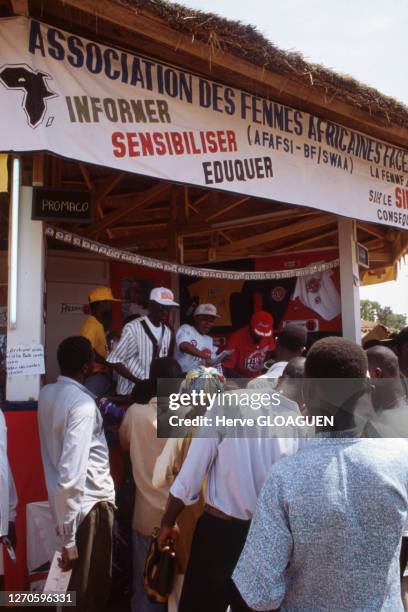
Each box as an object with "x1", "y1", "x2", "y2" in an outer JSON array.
[{"x1": 234, "y1": 337, "x2": 408, "y2": 612}]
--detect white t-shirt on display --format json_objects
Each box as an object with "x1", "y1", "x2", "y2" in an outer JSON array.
[
  {"x1": 293, "y1": 270, "x2": 341, "y2": 321},
  {"x1": 174, "y1": 324, "x2": 217, "y2": 373}
]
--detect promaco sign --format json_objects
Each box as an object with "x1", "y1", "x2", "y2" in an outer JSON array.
[{"x1": 32, "y1": 187, "x2": 93, "y2": 223}]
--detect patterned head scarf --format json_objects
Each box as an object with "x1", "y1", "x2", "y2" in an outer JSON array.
[{"x1": 181, "y1": 366, "x2": 226, "y2": 396}]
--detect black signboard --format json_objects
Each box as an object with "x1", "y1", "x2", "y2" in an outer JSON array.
[{"x1": 32, "y1": 187, "x2": 94, "y2": 224}]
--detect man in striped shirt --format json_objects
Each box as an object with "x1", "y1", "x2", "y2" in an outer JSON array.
[{"x1": 107, "y1": 287, "x2": 178, "y2": 395}]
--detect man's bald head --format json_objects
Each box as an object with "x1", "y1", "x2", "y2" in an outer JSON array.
[{"x1": 366, "y1": 345, "x2": 400, "y2": 379}]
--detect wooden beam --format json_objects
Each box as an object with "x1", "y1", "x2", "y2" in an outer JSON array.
[
  {"x1": 357, "y1": 221, "x2": 386, "y2": 240},
  {"x1": 369, "y1": 250, "x2": 393, "y2": 264},
  {"x1": 78, "y1": 163, "x2": 121, "y2": 239},
  {"x1": 279, "y1": 228, "x2": 338, "y2": 252},
  {"x1": 78, "y1": 163, "x2": 93, "y2": 191},
  {"x1": 86, "y1": 182, "x2": 171, "y2": 237},
  {"x1": 167, "y1": 187, "x2": 179, "y2": 262},
  {"x1": 57, "y1": 0, "x2": 408, "y2": 149},
  {"x1": 178, "y1": 194, "x2": 253, "y2": 234},
  {"x1": 32, "y1": 153, "x2": 45, "y2": 186},
  {"x1": 217, "y1": 215, "x2": 334, "y2": 255},
  {"x1": 183, "y1": 186, "x2": 190, "y2": 220},
  {"x1": 208, "y1": 232, "x2": 219, "y2": 261},
  {"x1": 95, "y1": 172, "x2": 125, "y2": 209},
  {"x1": 219, "y1": 230, "x2": 233, "y2": 244},
  {"x1": 207, "y1": 196, "x2": 250, "y2": 222},
  {"x1": 363, "y1": 238, "x2": 384, "y2": 250}
]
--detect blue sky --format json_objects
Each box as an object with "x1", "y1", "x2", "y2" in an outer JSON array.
[{"x1": 174, "y1": 0, "x2": 408, "y2": 319}]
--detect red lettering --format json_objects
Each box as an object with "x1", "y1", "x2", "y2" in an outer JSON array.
[
  {"x1": 112, "y1": 132, "x2": 125, "y2": 158},
  {"x1": 126, "y1": 133, "x2": 140, "y2": 157},
  {"x1": 395, "y1": 187, "x2": 408, "y2": 209},
  {"x1": 153, "y1": 132, "x2": 166, "y2": 156},
  {"x1": 227, "y1": 130, "x2": 237, "y2": 152},
  {"x1": 139, "y1": 132, "x2": 154, "y2": 156},
  {"x1": 217, "y1": 130, "x2": 227, "y2": 152},
  {"x1": 171, "y1": 132, "x2": 184, "y2": 154},
  {"x1": 206, "y1": 131, "x2": 217, "y2": 153}
]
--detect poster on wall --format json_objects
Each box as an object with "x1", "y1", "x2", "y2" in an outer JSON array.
[{"x1": 0, "y1": 17, "x2": 407, "y2": 230}]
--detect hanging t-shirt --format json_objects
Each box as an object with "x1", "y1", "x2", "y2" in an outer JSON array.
[
  {"x1": 187, "y1": 279, "x2": 244, "y2": 326},
  {"x1": 223, "y1": 325, "x2": 275, "y2": 378},
  {"x1": 174, "y1": 324, "x2": 217, "y2": 373},
  {"x1": 292, "y1": 270, "x2": 341, "y2": 321}
]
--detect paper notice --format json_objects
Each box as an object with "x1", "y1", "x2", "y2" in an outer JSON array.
[
  {"x1": 6, "y1": 344, "x2": 45, "y2": 377},
  {"x1": 43, "y1": 552, "x2": 72, "y2": 593}
]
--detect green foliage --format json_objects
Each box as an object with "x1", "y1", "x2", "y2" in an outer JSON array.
[{"x1": 360, "y1": 299, "x2": 407, "y2": 330}]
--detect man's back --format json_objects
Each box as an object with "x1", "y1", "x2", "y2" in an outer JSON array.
[
  {"x1": 38, "y1": 376, "x2": 114, "y2": 531},
  {"x1": 119, "y1": 398, "x2": 169, "y2": 535},
  {"x1": 234, "y1": 437, "x2": 408, "y2": 612}
]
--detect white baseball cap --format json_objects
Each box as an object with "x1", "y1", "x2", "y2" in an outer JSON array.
[
  {"x1": 149, "y1": 287, "x2": 179, "y2": 307},
  {"x1": 194, "y1": 303, "x2": 220, "y2": 318}
]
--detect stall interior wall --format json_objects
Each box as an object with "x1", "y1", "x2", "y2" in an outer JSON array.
[
  {"x1": 45, "y1": 252, "x2": 110, "y2": 383},
  {"x1": 45, "y1": 248, "x2": 340, "y2": 381},
  {"x1": 45, "y1": 252, "x2": 171, "y2": 383}
]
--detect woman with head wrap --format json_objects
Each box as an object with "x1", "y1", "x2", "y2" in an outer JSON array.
[{"x1": 153, "y1": 366, "x2": 225, "y2": 612}]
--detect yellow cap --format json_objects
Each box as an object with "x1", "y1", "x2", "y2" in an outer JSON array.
[{"x1": 88, "y1": 287, "x2": 120, "y2": 303}]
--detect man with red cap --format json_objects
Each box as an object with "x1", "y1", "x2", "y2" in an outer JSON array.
[{"x1": 223, "y1": 311, "x2": 275, "y2": 378}]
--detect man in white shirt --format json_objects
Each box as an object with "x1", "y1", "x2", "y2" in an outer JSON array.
[
  {"x1": 157, "y1": 394, "x2": 304, "y2": 612},
  {"x1": 119, "y1": 357, "x2": 183, "y2": 612},
  {"x1": 107, "y1": 287, "x2": 178, "y2": 396},
  {"x1": 249, "y1": 323, "x2": 307, "y2": 390},
  {"x1": 38, "y1": 336, "x2": 115, "y2": 612},
  {"x1": 0, "y1": 408, "x2": 17, "y2": 590},
  {"x1": 174, "y1": 303, "x2": 222, "y2": 374}
]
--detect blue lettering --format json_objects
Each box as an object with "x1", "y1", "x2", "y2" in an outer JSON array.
[
  {"x1": 85, "y1": 43, "x2": 102, "y2": 74},
  {"x1": 67, "y1": 36, "x2": 84, "y2": 68},
  {"x1": 104, "y1": 48, "x2": 119, "y2": 80},
  {"x1": 28, "y1": 20, "x2": 45, "y2": 56},
  {"x1": 47, "y1": 28, "x2": 65, "y2": 61}
]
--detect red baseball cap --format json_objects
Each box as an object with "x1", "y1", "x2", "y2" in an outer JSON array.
[{"x1": 251, "y1": 311, "x2": 274, "y2": 337}]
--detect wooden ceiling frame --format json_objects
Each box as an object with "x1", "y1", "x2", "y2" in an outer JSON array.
[
  {"x1": 85, "y1": 181, "x2": 171, "y2": 237},
  {"x1": 216, "y1": 214, "x2": 335, "y2": 256}
]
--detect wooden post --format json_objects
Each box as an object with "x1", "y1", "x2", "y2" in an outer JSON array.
[{"x1": 338, "y1": 217, "x2": 361, "y2": 343}]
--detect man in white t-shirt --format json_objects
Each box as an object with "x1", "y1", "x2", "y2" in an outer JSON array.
[{"x1": 175, "y1": 304, "x2": 224, "y2": 374}]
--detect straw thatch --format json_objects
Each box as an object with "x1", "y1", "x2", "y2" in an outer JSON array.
[{"x1": 114, "y1": 0, "x2": 408, "y2": 128}]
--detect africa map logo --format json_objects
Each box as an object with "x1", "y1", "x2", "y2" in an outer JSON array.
[{"x1": 0, "y1": 63, "x2": 57, "y2": 128}]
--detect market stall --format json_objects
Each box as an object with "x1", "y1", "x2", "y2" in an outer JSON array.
[{"x1": 0, "y1": 0, "x2": 407, "y2": 590}]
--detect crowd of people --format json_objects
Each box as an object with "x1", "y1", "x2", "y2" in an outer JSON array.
[{"x1": 1, "y1": 283, "x2": 408, "y2": 612}]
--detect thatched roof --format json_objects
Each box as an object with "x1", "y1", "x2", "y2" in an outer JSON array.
[{"x1": 115, "y1": 0, "x2": 408, "y2": 128}]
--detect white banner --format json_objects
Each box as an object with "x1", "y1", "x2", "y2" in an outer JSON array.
[{"x1": 0, "y1": 17, "x2": 408, "y2": 230}]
